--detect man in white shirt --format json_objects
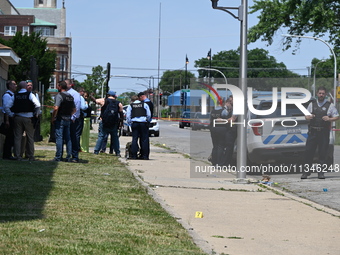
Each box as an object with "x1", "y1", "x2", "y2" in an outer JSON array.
[{"x1": 66, "y1": 79, "x2": 81, "y2": 162}]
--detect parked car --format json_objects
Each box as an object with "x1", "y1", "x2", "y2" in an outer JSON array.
[
  {"x1": 122, "y1": 105, "x2": 160, "y2": 137},
  {"x1": 191, "y1": 112, "x2": 210, "y2": 130},
  {"x1": 246, "y1": 97, "x2": 334, "y2": 165},
  {"x1": 179, "y1": 111, "x2": 194, "y2": 128}
]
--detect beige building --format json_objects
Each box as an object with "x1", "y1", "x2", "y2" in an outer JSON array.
[{"x1": 0, "y1": 0, "x2": 72, "y2": 91}]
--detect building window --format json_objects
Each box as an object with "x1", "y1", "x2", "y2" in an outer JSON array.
[
  {"x1": 22, "y1": 26, "x2": 30, "y2": 35},
  {"x1": 39, "y1": 0, "x2": 44, "y2": 4},
  {"x1": 60, "y1": 56, "x2": 67, "y2": 71},
  {"x1": 4, "y1": 26, "x2": 17, "y2": 36},
  {"x1": 34, "y1": 27, "x2": 54, "y2": 36},
  {"x1": 49, "y1": 76, "x2": 56, "y2": 89}
]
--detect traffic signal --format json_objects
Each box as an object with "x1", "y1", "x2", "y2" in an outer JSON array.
[
  {"x1": 106, "y1": 62, "x2": 111, "y2": 94},
  {"x1": 180, "y1": 92, "x2": 184, "y2": 105},
  {"x1": 106, "y1": 62, "x2": 111, "y2": 81},
  {"x1": 159, "y1": 94, "x2": 162, "y2": 105}
]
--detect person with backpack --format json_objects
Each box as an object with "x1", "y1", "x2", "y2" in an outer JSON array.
[
  {"x1": 93, "y1": 90, "x2": 123, "y2": 156},
  {"x1": 51, "y1": 81, "x2": 76, "y2": 162}
]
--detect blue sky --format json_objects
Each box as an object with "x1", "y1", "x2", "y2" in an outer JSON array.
[{"x1": 10, "y1": 0, "x2": 332, "y2": 95}]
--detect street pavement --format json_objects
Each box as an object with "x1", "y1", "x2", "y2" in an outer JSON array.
[{"x1": 38, "y1": 122, "x2": 340, "y2": 255}]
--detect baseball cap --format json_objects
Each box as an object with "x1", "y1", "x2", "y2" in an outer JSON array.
[{"x1": 107, "y1": 90, "x2": 116, "y2": 96}]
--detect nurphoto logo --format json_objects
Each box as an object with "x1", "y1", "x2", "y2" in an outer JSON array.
[{"x1": 201, "y1": 84, "x2": 311, "y2": 116}]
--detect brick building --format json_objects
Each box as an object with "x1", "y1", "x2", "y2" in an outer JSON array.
[{"x1": 0, "y1": 0, "x2": 71, "y2": 91}]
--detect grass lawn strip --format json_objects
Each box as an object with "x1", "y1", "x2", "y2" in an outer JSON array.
[{"x1": 0, "y1": 150, "x2": 206, "y2": 255}]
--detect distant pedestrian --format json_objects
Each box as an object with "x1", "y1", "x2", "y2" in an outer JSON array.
[
  {"x1": 301, "y1": 87, "x2": 339, "y2": 179},
  {"x1": 51, "y1": 81, "x2": 76, "y2": 162},
  {"x1": 1, "y1": 80, "x2": 17, "y2": 160},
  {"x1": 126, "y1": 94, "x2": 151, "y2": 159},
  {"x1": 10, "y1": 81, "x2": 41, "y2": 161}
]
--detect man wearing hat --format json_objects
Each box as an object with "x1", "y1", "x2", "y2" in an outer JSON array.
[
  {"x1": 138, "y1": 92, "x2": 154, "y2": 119},
  {"x1": 126, "y1": 93, "x2": 151, "y2": 160},
  {"x1": 93, "y1": 90, "x2": 123, "y2": 156},
  {"x1": 9, "y1": 80, "x2": 41, "y2": 161}
]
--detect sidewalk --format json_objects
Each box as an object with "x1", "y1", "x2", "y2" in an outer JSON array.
[
  {"x1": 48, "y1": 124, "x2": 340, "y2": 254},
  {"x1": 117, "y1": 135, "x2": 340, "y2": 255}
]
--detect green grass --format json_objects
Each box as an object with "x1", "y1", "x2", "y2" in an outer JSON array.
[{"x1": 0, "y1": 150, "x2": 206, "y2": 255}]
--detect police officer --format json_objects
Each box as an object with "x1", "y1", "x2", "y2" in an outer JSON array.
[
  {"x1": 10, "y1": 81, "x2": 41, "y2": 161},
  {"x1": 301, "y1": 86, "x2": 339, "y2": 179},
  {"x1": 2, "y1": 80, "x2": 17, "y2": 160},
  {"x1": 223, "y1": 95, "x2": 237, "y2": 167},
  {"x1": 209, "y1": 98, "x2": 229, "y2": 166},
  {"x1": 126, "y1": 95, "x2": 151, "y2": 160}
]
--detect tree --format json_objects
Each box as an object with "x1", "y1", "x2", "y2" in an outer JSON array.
[
  {"x1": 195, "y1": 48, "x2": 299, "y2": 79},
  {"x1": 79, "y1": 65, "x2": 106, "y2": 97},
  {"x1": 159, "y1": 70, "x2": 195, "y2": 95},
  {"x1": 248, "y1": 0, "x2": 340, "y2": 52},
  {"x1": 0, "y1": 32, "x2": 56, "y2": 94},
  {"x1": 118, "y1": 92, "x2": 135, "y2": 105}
]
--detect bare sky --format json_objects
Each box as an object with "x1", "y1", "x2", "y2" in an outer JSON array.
[{"x1": 10, "y1": 0, "x2": 332, "y2": 95}]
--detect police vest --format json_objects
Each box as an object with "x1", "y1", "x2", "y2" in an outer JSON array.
[
  {"x1": 11, "y1": 92, "x2": 34, "y2": 113},
  {"x1": 58, "y1": 92, "x2": 75, "y2": 118},
  {"x1": 131, "y1": 102, "x2": 146, "y2": 118},
  {"x1": 210, "y1": 108, "x2": 231, "y2": 128},
  {"x1": 310, "y1": 100, "x2": 331, "y2": 128}
]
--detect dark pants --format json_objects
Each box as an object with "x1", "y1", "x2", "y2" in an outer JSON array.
[
  {"x1": 77, "y1": 117, "x2": 84, "y2": 151},
  {"x1": 3, "y1": 118, "x2": 14, "y2": 159},
  {"x1": 304, "y1": 127, "x2": 330, "y2": 171},
  {"x1": 70, "y1": 118, "x2": 80, "y2": 161},
  {"x1": 131, "y1": 122, "x2": 149, "y2": 159},
  {"x1": 224, "y1": 128, "x2": 237, "y2": 166},
  {"x1": 54, "y1": 118, "x2": 72, "y2": 161},
  {"x1": 94, "y1": 123, "x2": 120, "y2": 155},
  {"x1": 210, "y1": 127, "x2": 228, "y2": 166}
]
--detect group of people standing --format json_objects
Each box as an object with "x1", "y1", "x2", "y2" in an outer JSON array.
[
  {"x1": 91, "y1": 91, "x2": 154, "y2": 160},
  {"x1": 2, "y1": 80, "x2": 40, "y2": 161},
  {"x1": 51, "y1": 79, "x2": 93, "y2": 162}
]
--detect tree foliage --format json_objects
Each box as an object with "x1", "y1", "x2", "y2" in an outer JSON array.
[
  {"x1": 159, "y1": 70, "x2": 195, "y2": 94},
  {"x1": 79, "y1": 65, "x2": 107, "y2": 97},
  {"x1": 194, "y1": 48, "x2": 299, "y2": 79},
  {"x1": 118, "y1": 91, "x2": 136, "y2": 105},
  {"x1": 249, "y1": 0, "x2": 340, "y2": 52},
  {"x1": 0, "y1": 32, "x2": 56, "y2": 91}
]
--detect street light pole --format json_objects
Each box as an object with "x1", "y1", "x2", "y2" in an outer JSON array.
[
  {"x1": 282, "y1": 34, "x2": 337, "y2": 107},
  {"x1": 210, "y1": 0, "x2": 248, "y2": 181},
  {"x1": 197, "y1": 67, "x2": 228, "y2": 84},
  {"x1": 312, "y1": 60, "x2": 326, "y2": 97},
  {"x1": 207, "y1": 49, "x2": 212, "y2": 110}
]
